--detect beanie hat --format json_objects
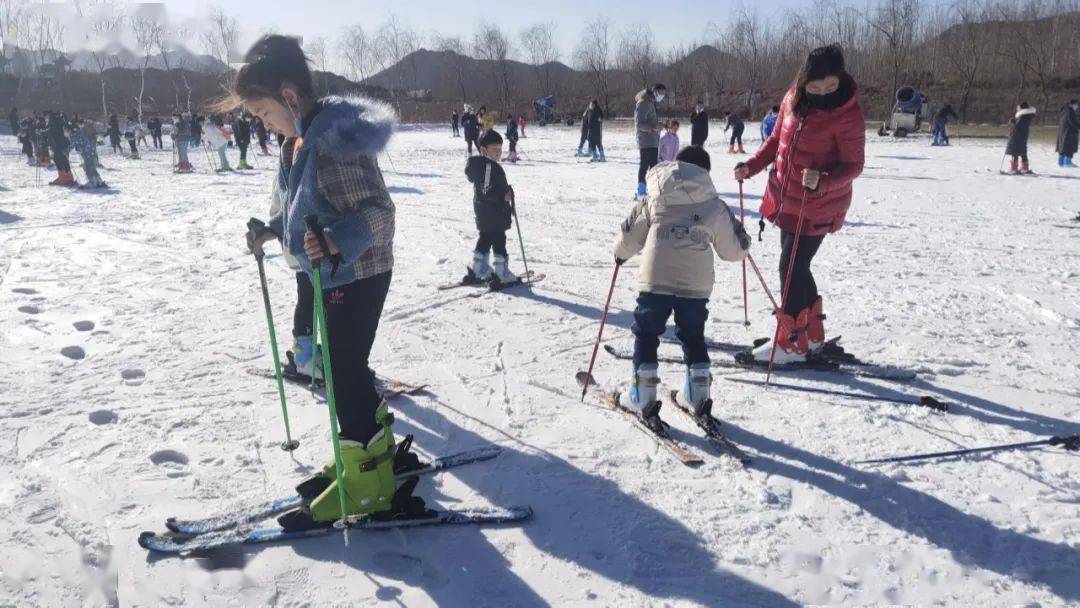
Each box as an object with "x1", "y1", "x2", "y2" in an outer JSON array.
[
  {"x1": 675, "y1": 145, "x2": 711, "y2": 171},
  {"x1": 804, "y1": 44, "x2": 845, "y2": 81},
  {"x1": 478, "y1": 129, "x2": 503, "y2": 148}
]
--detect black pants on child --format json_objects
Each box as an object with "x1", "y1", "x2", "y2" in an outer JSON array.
[
  {"x1": 54, "y1": 148, "x2": 71, "y2": 172},
  {"x1": 631, "y1": 292, "x2": 709, "y2": 369},
  {"x1": 638, "y1": 147, "x2": 659, "y2": 184},
  {"x1": 475, "y1": 231, "x2": 508, "y2": 256},
  {"x1": 128, "y1": 139, "x2": 138, "y2": 155},
  {"x1": 152, "y1": 133, "x2": 163, "y2": 149},
  {"x1": 324, "y1": 271, "x2": 392, "y2": 444},
  {"x1": 778, "y1": 230, "x2": 825, "y2": 316},
  {"x1": 238, "y1": 141, "x2": 248, "y2": 163},
  {"x1": 1011, "y1": 153, "x2": 1028, "y2": 164},
  {"x1": 729, "y1": 126, "x2": 744, "y2": 148},
  {"x1": 293, "y1": 271, "x2": 314, "y2": 338}
]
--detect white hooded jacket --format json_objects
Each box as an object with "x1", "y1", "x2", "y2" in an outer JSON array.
[{"x1": 614, "y1": 161, "x2": 750, "y2": 299}]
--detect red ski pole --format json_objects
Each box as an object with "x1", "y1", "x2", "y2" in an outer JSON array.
[
  {"x1": 765, "y1": 186, "x2": 810, "y2": 385},
  {"x1": 738, "y1": 180, "x2": 749, "y2": 327},
  {"x1": 745, "y1": 253, "x2": 780, "y2": 312},
  {"x1": 581, "y1": 263, "x2": 621, "y2": 401}
]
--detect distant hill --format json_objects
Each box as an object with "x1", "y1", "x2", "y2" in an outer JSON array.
[{"x1": 2, "y1": 43, "x2": 227, "y2": 75}]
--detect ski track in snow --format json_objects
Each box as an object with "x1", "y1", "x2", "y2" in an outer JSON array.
[{"x1": 1, "y1": 125, "x2": 1079, "y2": 607}]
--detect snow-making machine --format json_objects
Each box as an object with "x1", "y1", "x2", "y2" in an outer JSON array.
[{"x1": 879, "y1": 86, "x2": 929, "y2": 137}]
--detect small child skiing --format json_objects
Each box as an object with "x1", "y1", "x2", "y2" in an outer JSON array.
[
  {"x1": 518, "y1": 114, "x2": 526, "y2": 138},
  {"x1": 659, "y1": 120, "x2": 680, "y2": 162},
  {"x1": 206, "y1": 116, "x2": 232, "y2": 172},
  {"x1": 612, "y1": 145, "x2": 751, "y2": 426},
  {"x1": 504, "y1": 113, "x2": 519, "y2": 163},
  {"x1": 462, "y1": 130, "x2": 519, "y2": 285},
  {"x1": 69, "y1": 121, "x2": 107, "y2": 189},
  {"x1": 124, "y1": 116, "x2": 140, "y2": 160},
  {"x1": 239, "y1": 34, "x2": 403, "y2": 530},
  {"x1": 1006, "y1": 102, "x2": 1037, "y2": 174},
  {"x1": 17, "y1": 119, "x2": 34, "y2": 165},
  {"x1": 47, "y1": 112, "x2": 75, "y2": 186},
  {"x1": 172, "y1": 113, "x2": 194, "y2": 173},
  {"x1": 724, "y1": 111, "x2": 745, "y2": 153},
  {"x1": 233, "y1": 113, "x2": 253, "y2": 169},
  {"x1": 107, "y1": 114, "x2": 121, "y2": 154},
  {"x1": 761, "y1": 106, "x2": 779, "y2": 141}
]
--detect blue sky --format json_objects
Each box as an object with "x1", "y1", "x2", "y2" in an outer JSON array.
[{"x1": 153, "y1": 0, "x2": 810, "y2": 65}]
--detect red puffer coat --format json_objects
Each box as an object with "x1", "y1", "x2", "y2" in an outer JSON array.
[{"x1": 744, "y1": 82, "x2": 865, "y2": 236}]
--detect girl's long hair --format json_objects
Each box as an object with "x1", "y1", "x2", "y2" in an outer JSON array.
[{"x1": 211, "y1": 35, "x2": 314, "y2": 113}]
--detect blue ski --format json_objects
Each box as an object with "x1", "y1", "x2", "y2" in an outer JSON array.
[
  {"x1": 142, "y1": 505, "x2": 533, "y2": 553},
  {"x1": 165, "y1": 446, "x2": 503, "y2": 535}
]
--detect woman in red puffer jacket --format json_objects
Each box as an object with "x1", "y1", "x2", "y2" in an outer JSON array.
[{"x1": 734, "y1": 44, "x2": 865, "y2": 362}]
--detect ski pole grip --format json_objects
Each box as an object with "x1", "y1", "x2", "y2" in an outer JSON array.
[{"x1": 304, "y1": 215, "x2": 333, "y2": 260}]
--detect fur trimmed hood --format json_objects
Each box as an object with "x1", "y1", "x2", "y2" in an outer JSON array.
[
  {"x1": 1015, "y1": 107, "x2": 1037, "y2": 119},
  {"x1": 307, "y1": 95, "x2": 398, "y2": 161}
]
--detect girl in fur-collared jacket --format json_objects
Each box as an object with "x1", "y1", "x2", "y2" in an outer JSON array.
[
  {"x1": 237, "y1": 34, "x2": 403, "y2": 530},
  {"x1": 1006, "y1": 103, "x2": 1037, "y2": 174}
]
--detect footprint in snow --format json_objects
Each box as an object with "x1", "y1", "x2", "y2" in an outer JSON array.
[
  {"x1": 61, "y1": 346, "x2": 86, "y2": 360},
  {"x1": 121, "y1": 368, "x2": 145, "y2": 381},
  {"x1": 88, "y1": 410, "x2": 119, "y2": 425},
  {"x1": 149, "y1": 449, "x2": 189, "y2": 466},
  {"x1": 11, "y1": 287, "x2": 37, "y2": 294},
  {"x1": 17, "y1": 305, "x2": 40, "y2": 314},
  {"x1": 73, "y1": 321, "x2": 95, "y2": 331}
]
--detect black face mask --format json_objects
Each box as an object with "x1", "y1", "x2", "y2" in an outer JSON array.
[{"x1": 804, "y1": 77, "x2": 852, "y2": 111}]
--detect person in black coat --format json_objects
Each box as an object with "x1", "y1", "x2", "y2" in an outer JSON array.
[
  {"x1": 233, "y1": 113, "x2": 253, "y2": 169},
  {"x1": 504, "y1": 114, "x2": 519, "y2": 162},
  {"x1": 1006, "y1": 102, "x2": 1037, "y2": 173},
  {"x1": 463, "y1": 129, "x2": 518, "y2": 284},
  {"x1": 8, "y1": 107, "x2": 18, "y2": 136},
  {"x1": 690, "y1": 101, "x2": 709, "y2": 146},
  {"x1": 451, "y1": 110, "x2": 460, "y2": 137},
  {"x1": 461, "y1": 105, "x2": 480, "y2": 155},
  {"x1": 46, "y1": 111, "x2": 74, "y2": 184},
  {"x1": 584, "y1": 99, "x2": 605, "y2": 161},
  {"x1": 931, "y1": 104, "x2": 959, "y2": 145},
  {"x1": 724, "y1": 111, "x2": 745, "y2": 153},
  {"x1": 147, "y1": 116, "x2": 163, "y2": 149},
  {"x1": 1056, "y1": 99, "x2": 1079, "y2": 167},
  {"x1": 254, "y1": 117, "x2": 270, "y2": 154},
  {"x1": 18, "y1": 118, "x2": 34, "y2": 164},
  {"x1": 107, "y1": 114, "x2": 122, "y2": 153}
]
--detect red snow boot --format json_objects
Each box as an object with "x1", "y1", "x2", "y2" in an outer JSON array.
[
  {"x1": 751, "y1": 312, "x2": 809, "y2": 363},
  {"x1": 806, "y1": 297, "x2": 826, "y2": 351},
  {"x1": 55, "y1": 171, "x2": 76, "y2": 186},
  {"x1": 737, "y1": 145, "x2": 745, "y2": 154},
  {"x1": 1021, "y1": 160, "x2": 1030, "y2": 174},
  {"x1": 728, "y1": 145, "x2": 736, "y2": 154},
  {"x1": 1009, "y1": 159, "x2": 1019, "y2": 174}
]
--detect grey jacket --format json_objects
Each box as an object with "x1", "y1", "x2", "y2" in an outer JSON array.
[
  {"x1": 614, "y1": 161, "x2": 750, "y2": 299},
  {"x1": 634, "y1": 89, "x2": 659, "y2": 149}
]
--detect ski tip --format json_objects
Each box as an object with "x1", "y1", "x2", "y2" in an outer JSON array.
[
  {"x1": 164, "y1": 518, "x2": 181, "y2": 533},
  {"x1": 137, "y1": 531, "x2": 157, "y2": 549},
  {"x1": 574, "y1": 371, "x2": 597, "y2": 388}
]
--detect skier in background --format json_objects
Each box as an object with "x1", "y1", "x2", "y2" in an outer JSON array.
[
  {"x1": 518, "y1": 114, "x2": 526, "y2": 138},
  {"x1": 191, "y1": 115, "x2": 204, "y2": 147},
  {"x1": 690, "y1": 101, "x2": 709, "y2": 147},
  {"x1": 504, "y1": 113, "x2": 519, "y2": 163},
  {"x1": 171, "y1": 112, "x2": 194, "y2": 173},
  {"x1": 8, "y1": 106, "x2": 18, "y2": 135},
  {"x1": 124, "y1": 115, "x2": 141, "y2": 160},
  {"x1": 724, "y1": 111, "x2": 745, "y2": 153},
  {"x1": 1005, "y1": 102, "x2": 1036, "y2": 174},
  {"x1": 234, "y1": 113, "x2": 253, "y2": 170},
  {"x1": 634, "y1": 83, "x2": 666, "y2": 199},
  {"x1": 575, "y1": 104, "x2": 590, "y2": 156},
  {"x1": 34, "y1": 115, "x2": 52, "y2": 167},
  {"x1": 238, "y1": 34, "x2": 403, "y2": 530},
  {"x1": 613, "y1": 145, "x2": 750, "y2": 426},
  {"x1": 254, "y1": 116, "x2": 270, "y2": 154},
  {"x1": 107, "y1": 114, "x2": 122, "y2": 154},
  {"x1": 1056, "y1": 99, "x2": 1078, "y2": 167},
  {"x1": 207, "y1": 115, "x2": 233, "y2": 172},
  {"x1": 69, "y1": 121, "x2": 107, "y2": 189},
  {"x1": 451, "y1": 110, "x2": 460, "y2": 137},
  {"x1": 18, "y1": 118, "x2": 34, "y2": 165},
  {"x1": 761, "y1": 105, "x2": 779, "y2": 140},
  {"x1": 47, "y1": 112, "x2": 75, "y2": 186},
  {"x1": 584, "y1": 99, "x2": 605, "y2": 162},
  {"x1": 734, "y1": 44, "x2": 865, "y2": 363},
  {"x1": 659, "y1": 120, "x2": 680, "y2": 162},
  {"x1": 931, "y1": 104, "x2": 958, "y2": 146},
  {"x1": 461, "y1": 104, "x2": 480, "y2": 155},
  {"x1": 462, "y1": 130, "x2": 519, "y2": 285},
  {"x1": 148, "y1": 115, "x2": 164, "y2": 149}
]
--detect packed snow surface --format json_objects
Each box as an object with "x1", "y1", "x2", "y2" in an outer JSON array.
[{"x1": 1, "y1": 123, "x2": 1078, "y2": 607}]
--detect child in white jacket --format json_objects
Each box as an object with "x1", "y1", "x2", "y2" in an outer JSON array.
[{"x1": 613, "y1": 145, "x2": 750, "y2": 425}]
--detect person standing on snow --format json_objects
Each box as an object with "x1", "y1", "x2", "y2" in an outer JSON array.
[
  {"x1": 584, "y1": 99, "x2": 605, "y2": 162},
  {"x1": 107, "y1": 114, "x2": 122, "y2": 154},
  {"x1": 451, "y1": 110, "x2": 460, "y2": 137},
  {"x1": 518, "y1": 114, "x2": 526, "y2": 138},
  {"x1": 575, "y1": 104, "x2": 590, "y2": 156},
  {"x1": 1005, "y1": 102, "x2": 1036, "y2": 174},
  {"x1": 9, "y1": 107, "x2": 18, "y2": 135},
  {"x1": 172, "y1": 113, "x2": 194, "y2": 173},
  {"x1": 254, "y1": 116, "x2": 271, "y2": 154},
  {"x1": 239, "y1": 34, "x2": 403, "y2": 530},
  {"x1": 1055, "y1": 99, "x2": 1079, "y2": 168},
  {"x1": 47, "y1": 112, "x2": 75, "y2": 186},
  {"x1": 761, "y1": 105, "x2": 779, "y2": 141},
  {"x1": 931, "y1": 104, "x2": 958, "y2": 146},
  {"x1": 461, "y1": 104, "x2": 480, "y2": 155},
  {"x1": 734, "y1": 44, "x2": 865, "y2": 364},
  {"x1": 690, "y1": 101, "x2": 709, "y2": 147},
  {"x1": 504, "y1": 113, "x2": 519, "y2": 163},
  {"x1": 69, "y1": 121, "x2": 107, "y2": 189},
  {"x1": 659, "y1": 120, "x2": 680, "y2": 162},
  {"x1": 724, "y1": 111, "x2": 745, "y2": 153},
  {"x1": 613, "y1": 145, "x2": 751, "y2": 427},
  {"x1": 634, "y1": 83, "x2": 666, "y2": 198},
  {"x1": 233, "y1": 113, "x2": 253, "y2": 170},
  {"x1": 461, "y1": 130, "x2": 520, "y2": 286},
  {"x1": 18, "y1": 119, "x2": 35, "y2": 165},
  {"x1": 148, "y1": 115, "x2": 164, "y2": 149}
]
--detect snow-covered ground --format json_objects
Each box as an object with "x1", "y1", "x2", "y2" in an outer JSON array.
[{"x1": 1, "y1": 122, "x2": 1078, "y2": 607}]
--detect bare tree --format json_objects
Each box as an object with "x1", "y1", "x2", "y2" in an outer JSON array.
[
  {"x1": 338, "y1": 24, "x2": 377, "y2": 83},
  {"x1": 939, "y1": 0, "x2": 997, "y2": 119},
  {"x1": 718, "y1": 8, "x2": 772, "y2": 114},
  {"x1": 156, "y1": 26, "x2": 193, "y2": 113},
  {"x1": 520, "y1": 22, "x2": 560, "y2": 98},
  {"x1": 432, "y1": 34, "x2": 469, "y2": 102},
  {"x1": 373, "y1": 15, "x2": 418, "y2": 93},
  {"x1": 617, "y1": 22, "x2": 657, "y2": 90},
  {"x1": 574, "y1": 17, "x2": 614, "y2": 115},
  {"x1": 472, "y1": 21, "x2": 514, "y2": 110},
  {"x1": 131, "y1": 8, "x2": 165, "y2": 123},
  {"x1": 200, "y1": 7, "x2": 239, "y2": 73},
  {"x1": 864, "y1": 0, "x2": 920, "y2": 115},
  {"x1": 305, "y1": 35, "x2": 330, "y2": 94},
  {"x1": 88, "y1": 7, "x2": 125, "y2": 119},
  {"x1": 663, "y1": 43, "x2": 694, "y2": 107}
]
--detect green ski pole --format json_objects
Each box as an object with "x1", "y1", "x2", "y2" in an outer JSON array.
[
  {"x1": 305, "y1": 215, "x2": 350, "y2": 537},
  {"x1": 248, "y1": 218, "x2": 299, "y2": 451},
  {"x1": 509, "y1": 190, "x2": 531, "y2": 282}
]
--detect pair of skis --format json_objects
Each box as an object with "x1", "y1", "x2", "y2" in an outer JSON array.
[
  {"x1": 139, "y1": 445, "x2": 532, "y2": 553},
  {"x1": 245, "y1": 365, "x2": 428, "y2": 399},
  {"x1": 575, "y1": 371, "x2": 751, "y2": 467},
  {"x1": 438, "y1": 270, "x2": 545, "y2": 293}
]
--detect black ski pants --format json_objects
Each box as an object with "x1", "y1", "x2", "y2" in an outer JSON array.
[
  {"x1": 778, "y1": 230, "x2": 825, "y2": 317},
  {"x1": 323, "y1": 271, "x2": 393, "y2": 444},
  {"x1": 638, "y1": 147, "x2": 659, "y2": 184},
  {"x1": 475, "y1": 231, "x2": 508, "y2": 257}
]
